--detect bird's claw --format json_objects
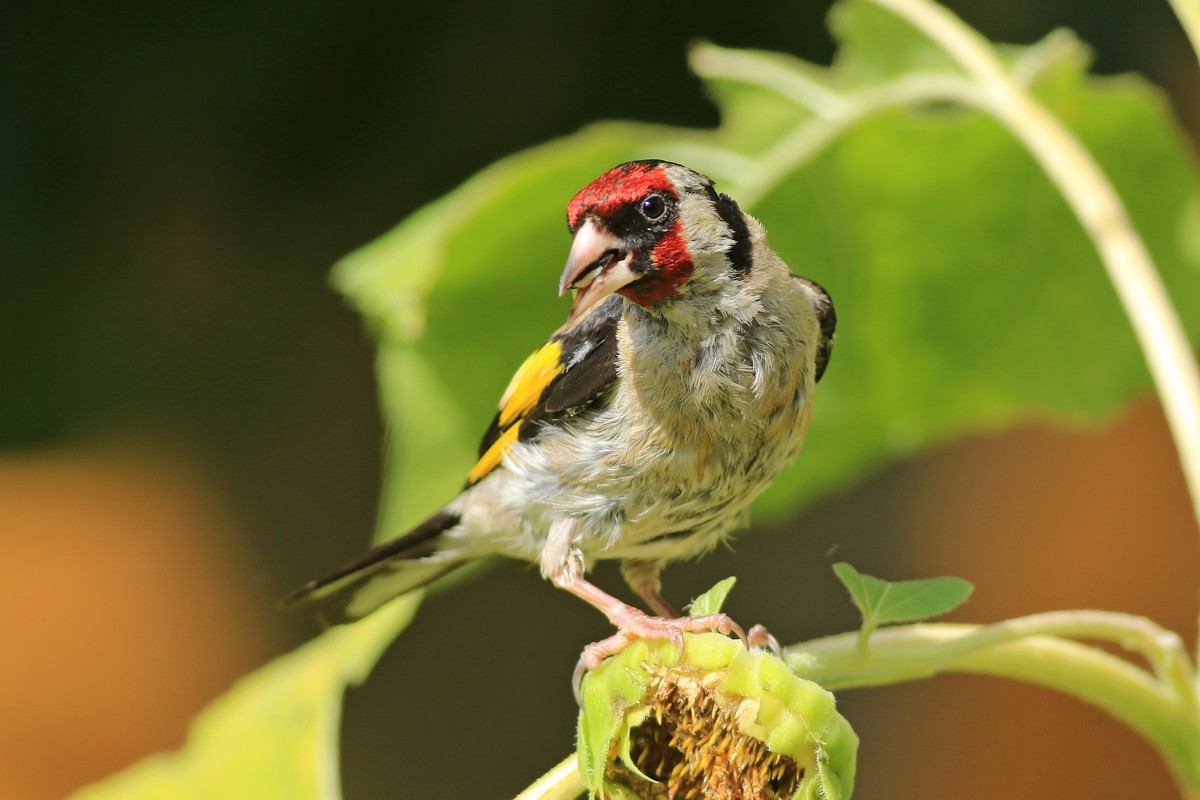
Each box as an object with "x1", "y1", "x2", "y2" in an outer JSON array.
[
  {"x1": 571, "y1": 611, "x2": 748, "y2": 702},
  {"x1": 747, "y1": 623, "x2": 783, "y2": 657}
]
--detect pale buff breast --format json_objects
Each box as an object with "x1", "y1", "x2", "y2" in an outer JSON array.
[{"x1": 494, "y1": 262, "x2": 817, "y2": 563}]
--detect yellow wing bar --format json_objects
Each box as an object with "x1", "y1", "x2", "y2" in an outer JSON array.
[
  {"x1": 467, "y1": 424, "x2": 520, "y2": 485},
  {"x1": 498, "y1": 341, "x2": 563, "y2": 427},
  {"x1": 466, "y1": 340, "x2": 564, "y2": 484}
]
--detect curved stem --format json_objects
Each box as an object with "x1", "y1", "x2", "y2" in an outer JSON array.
[
  {"x1": 1168, "y1": 0, "x2": 1200, "y2": 67},
  {"x1": 513, "y1": 755, "x2": 583, "y2": 800},
  {"x1": 864, "y1": 0, "x2": 1200, "y2": 651},
  {"x1": 791, "y1": 610, "x2": 1195, "y2": 707},
  {"x1": 791, "y1": 623, "x2": 1200, "y2": 791}
]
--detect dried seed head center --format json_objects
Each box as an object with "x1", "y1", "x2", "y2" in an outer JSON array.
[{"x1": 605, "y1": 666, "x2": 803, "y2": 800}]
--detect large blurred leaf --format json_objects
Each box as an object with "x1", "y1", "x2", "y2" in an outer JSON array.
[
  {"x1": 68, "y1": 596, "x2": 419, "y2": 800},
  {"x1": 339, "y1": 2, "x2": 1200, "y2": 535}
]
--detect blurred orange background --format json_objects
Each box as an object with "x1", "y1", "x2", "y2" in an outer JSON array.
[{"x1": 2, "y1": 1, "x2": 1197, "y2": 798}]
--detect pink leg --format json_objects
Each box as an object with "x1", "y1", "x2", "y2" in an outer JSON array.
[
  {"x1": 620, "y1": 559, "x2": 779, "y2": 656},
  {"x1": 634, "y1": 583, "x2": 679, "y2": 619},
  {"x1": 620, "y1": 559, "x2": 679, "y2": 618},
  {"x1": 629, "y1": 583, "x2": 782, "y2": 658}
]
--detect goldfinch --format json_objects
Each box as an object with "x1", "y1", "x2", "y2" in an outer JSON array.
[{"x1": 285, "y1": 160, "x2": 835, "y2": 673}]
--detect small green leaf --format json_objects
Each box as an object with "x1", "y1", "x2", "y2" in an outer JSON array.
[
  {"x1": 687, "y1": 576, "x2": 737, "y2": 616},
  {"x1": 833, "y1": 562, "x2": 973, "y2": 651}
]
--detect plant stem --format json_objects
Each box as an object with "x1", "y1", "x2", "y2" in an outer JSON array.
[
  {"x1": 791, "y1": 623, "x2": 1200, "y2": 791},
  {"x1": 925, "y1": 610, "x2": 1194, "y2": 708},
  {"x1": 512, "y1": 755, "x2": 583, "y2": 800},
  {"x1": 864, "y1": 0, "x2": 1200, "y2": 657},
  {"x1": 1168, "y1": 0, "x2": 1200, "y2": 67}
]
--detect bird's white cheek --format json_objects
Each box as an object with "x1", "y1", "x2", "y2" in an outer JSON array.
[{"x1": 677, "y1": 194, "x2": 726, "y2": 256}]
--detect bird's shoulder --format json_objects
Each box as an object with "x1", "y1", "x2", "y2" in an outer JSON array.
[
  {"x1": 790, "y1": 274, "x2": 836, "y2": 383},
  {"x1": 741, "y1": 242, "x2": 837, "y2": 385},
  {"x1": 466, "y1": 296, "x2": 623, "y2": 486}
]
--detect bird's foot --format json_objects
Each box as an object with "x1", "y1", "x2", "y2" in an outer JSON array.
[
  {"x1": 747, "y1": 623, "x2": 784, "y2": 658},
  {"x1": 571, "y1": 608, "x2": 747, "y2": 699},
  {"x1": 581, "y1": 610, "x2": 747, "y2": 670}
]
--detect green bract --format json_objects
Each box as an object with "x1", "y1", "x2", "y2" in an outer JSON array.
[{"x1": 577, "y1": 633, "x2": 858, "y2": 800}]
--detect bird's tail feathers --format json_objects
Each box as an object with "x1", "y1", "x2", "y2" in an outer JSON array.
[{"x1": 282, "y1": 509, "x2": 464, "y2": 626}]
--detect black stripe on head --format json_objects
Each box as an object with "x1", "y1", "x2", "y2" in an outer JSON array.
[{"x1": 711, "y1": 191, "x2": 753, "y2": 276}]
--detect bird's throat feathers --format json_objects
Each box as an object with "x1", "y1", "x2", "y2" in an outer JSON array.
[{"x1": 621, "y1": 220, "x2": 693, "y2": 307}]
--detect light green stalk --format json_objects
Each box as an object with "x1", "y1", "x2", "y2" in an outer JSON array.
[
  {"x1": 864, "y1": 0, "x2": 1200, "y2": 656},
  {"x1": 790, "y1": 619, "x2": 1200, "y2": 792},
  {"x1": 1168, "y1": 0, "x2": 1200, "y2": 67}
]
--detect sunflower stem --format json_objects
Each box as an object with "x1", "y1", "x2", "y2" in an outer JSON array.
[
  {"x1": 791, "y1": 621, "x2": 1200, "y2": 792},
  {"x1": 1167, "y1": 0, "x2": 1200, "y2": 67},
  {"x1": 864, "y1": 0, "x2": 1200, "y2": 664},
  {"x1": 512, "y1": 755, "x2": 584, "y2": 800}
]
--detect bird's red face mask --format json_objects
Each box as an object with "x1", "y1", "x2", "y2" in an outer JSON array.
[{"x1": 559, "y1": 162, "x2": 696, "y2": 326}]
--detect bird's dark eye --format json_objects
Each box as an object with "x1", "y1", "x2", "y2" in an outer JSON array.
[{"x1": 640, "y1": 194, "x2": 666, "y2": 221}]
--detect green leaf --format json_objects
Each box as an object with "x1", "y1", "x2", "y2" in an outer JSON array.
[
  {"x1": 68, "y1": 595, "x2": 421, "y2": 800},
  {"x1": 833, "y1": 562, "x2": 973, "y2": 650},
  {"x1": 337, "y1": 7, "x2": 1200, "y2": 534},
  {"x1": 687, "y1": 576, "x2": 738, "y2": 616}
]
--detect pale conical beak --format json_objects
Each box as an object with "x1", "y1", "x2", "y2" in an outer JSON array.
[{"x1": 558, "y1": 219, "x2": 638, "y2": 326}]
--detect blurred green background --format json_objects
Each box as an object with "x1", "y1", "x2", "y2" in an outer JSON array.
[{"x1": 3, "y1": 1, "x2": 1198, "y2": 798}]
